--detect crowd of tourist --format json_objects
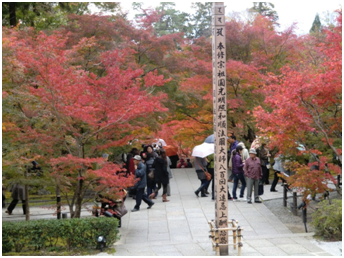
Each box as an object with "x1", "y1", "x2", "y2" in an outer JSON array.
[{"x1": 193, "y1": 135, "x2": 284, "y2": 204}]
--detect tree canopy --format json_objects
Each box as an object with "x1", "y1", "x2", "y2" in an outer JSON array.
[{"x1": 2, "y1": 3, "x2": 342, "y2": 216}]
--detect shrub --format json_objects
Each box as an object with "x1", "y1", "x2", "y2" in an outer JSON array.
[
  {"x1": 2, "y1": 217, "x2": 119, "y2": 253},
  {"x1": 311, "y1": 199, "x2": 342, "y2": 241}
]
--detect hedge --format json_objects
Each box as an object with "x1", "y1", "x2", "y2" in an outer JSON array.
[
  {"x1": 2, "y1": 217, "x2": 119, "y2": 253},
  {"x1": 311, "y1": 199, "x2": 342, "y2": 241}
]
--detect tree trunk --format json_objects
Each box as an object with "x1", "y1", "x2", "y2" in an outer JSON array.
[
  {"x1": 73, "y1": 142, "x2": 85, "y2": 218},
  {"x1": 56, "y1": 186, "x2": 61, "y2": 219},
  {"x1": 9, "y1": 2, "x2": 16, "y2": 27},
  {"x1": 75, "y1": 196, "x2": 83, "y2": 218},
  {"x1": 24, "y1": 169, "x2": 30, "y2": 221}
]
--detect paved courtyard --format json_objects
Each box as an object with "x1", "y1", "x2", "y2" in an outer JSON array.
[
  {"x1": 112, "y1": 168, "x2": 333, "y2": 256},
  {"x1": 2, "y1": 168, "x2": 338, "y2": 256}
]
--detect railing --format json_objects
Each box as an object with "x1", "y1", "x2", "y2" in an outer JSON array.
[{"x1": 208, "y1": 219, "x2": 243, "y2": 256}]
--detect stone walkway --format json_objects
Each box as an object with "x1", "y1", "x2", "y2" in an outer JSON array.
[
  {"x1": 112, "y1": 168, "x2": 332, "y2": 256},
  {"x1": 2, "y1": 168, "x2": 336, "y2": 256}
]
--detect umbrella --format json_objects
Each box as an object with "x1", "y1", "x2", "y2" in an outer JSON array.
[
  {"x1": 250, "y1": 138, "x2": 260, "y2": 149},
  {"x1": 204, "y1": 134, "x2": 229, "y2": 144},
  {"x1": 192, "y1": 143, "x2": 214, "y2": 158},
  {"x1": 155, "y1": 138, "x2": 167, "y2": 147},
  {"x1": 164, "y1": 145, "x2": 178, "y2": 156},
  {"x1": 296, "y1": 144, "x2": 306, "y2": 151}
]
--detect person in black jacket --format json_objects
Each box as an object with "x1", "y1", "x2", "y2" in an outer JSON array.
[
  {"x1": 145, "y1": 152, "x2": 157, "y2": 198},
  {"x1": 149, "y1": 151, "x2": 170, "y2": 202}
]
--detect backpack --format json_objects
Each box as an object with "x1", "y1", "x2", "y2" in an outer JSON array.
[{"x1": 121, "y1": 153, "x2": 127, "y2": 163}]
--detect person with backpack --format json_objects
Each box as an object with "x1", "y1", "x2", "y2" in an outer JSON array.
[{"x1": 145, "y1": 152, "x2": 157, "y2": 198}]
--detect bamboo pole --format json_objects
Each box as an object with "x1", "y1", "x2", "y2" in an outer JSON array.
[{"x1": 237, "y1": 226, "x2": 243, "y2": 256}]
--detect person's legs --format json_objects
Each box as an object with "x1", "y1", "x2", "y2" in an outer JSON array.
[
  {"x1": 147, "y1": 179, "x2": 155, "y2": 198},
  {"x1": 133, "y1": 188, "x2": 143, "y2": 210},
  {"x1": 270, "y1": 171, "x2": 280, "y2": 191},
  {"x1": 162, "y1": 184, "x2": 168, "y2": 195},
  {"x1": 2, "y1": 192, "x2": 5, "y2": 208},
  {"x1": 232, "y1": 174, "x2": 239, "y2": 199},
  {"x1": 246, "y1": 178, "x2": 253, "y2": 203},
  {"x1": 22, "y1": 200, "x2": 26, "y2": 215},
  {"x1": 162, "y1": 184, "x2": 169, "y2": 202},
  {"x1": 262, "y1": 165, "x2": 269, "y2": 184},
  {"x1": 153, "y1": 183, "x2": 159, "y2": 198},
  {"x1": 7, "y1": 199, "x2": 19, "y2": 214},
  {"x1": 253, "y1": 179, "x2": 260, "y2": 202},
  {"x1": 194, "y1": 179, "x2": 202, "y2": 197},
  {"x1": 167, "y1": 184, "x2": 171, "y2": 196},
  {"x1": 147, "y1": 186, "x2": 152, "y2": 198},
  {"x1": 204, "y1": 179, "x2": 211, "y2": 194},
  {"x1": 142, "y1": 190, "x2": 154, "y2": 207},
  {"x1": 200, "y1": 179, "x2": 208, "y2": 197},
  {"x1": 150, "y1": 182, "x2": 161, "y2": 199},
  {"x1": 238, "y1": 173, "x2": 246, "y2": 198},
  {"x1": 211, "y1": 174, "x2": 215, "y2": 199},
  {"x1": 205, "y1": 168, "x2": 214, "y2": 193}
]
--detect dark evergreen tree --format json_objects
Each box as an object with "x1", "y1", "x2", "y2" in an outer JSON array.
[
  {"x1": 190, "y1": 2, "x2": 212, "y2": 39},
  {"x1": 249, "y1": 2, "x2": 279, "y2": 23},
  {"x1": 310, "y1": 13, "x2": 322, "y2": 33}
]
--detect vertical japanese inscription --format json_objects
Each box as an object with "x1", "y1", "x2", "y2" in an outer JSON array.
[{"x1": 212, "y1": 2, "x2": 228, "y2": 255}]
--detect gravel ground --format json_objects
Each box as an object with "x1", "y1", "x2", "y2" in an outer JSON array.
[
  {"x1": 263, "y1": 197, "x2": 314, "y2": 233},
  {"x1": 264, "y1": 192, "x2": 342, "y2": 256}
]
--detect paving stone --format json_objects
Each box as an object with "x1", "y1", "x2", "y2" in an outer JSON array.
[
  {"x1": 278, "y1": 244, "x2": 310, "y2": 254},
  {"x1": 245, "y1": 239, "x2": 275, "y2": 248},
  {"x1": 169, "y1": 233, "x2": 193, "y2": 242},
  {"x1": 267, "y1": 237, "x2": 297, "y2": 245},
  {"x1": 148, "y1": 232, "x2": 170, "y2": 241},
  {"x1": 254, "y1": 246, "x2": 289, "y2": 256},
  {"x1": 314, "y1": 252, "x2": 334, "y2": 256},
  {"x1": 151, "y1": 244, "x2": 179, "y2": 254},
  {"x1": 241, "y1": 251, "x2": 264, "y2": 256},
  {"x1": 175, "y1": 243, "x2": 209, "y2": 256}
]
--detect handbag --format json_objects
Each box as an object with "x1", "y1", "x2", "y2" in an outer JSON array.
[
  {"x1": 258, "y1": 179, "x2": 264, "y2": 196},
  {"x1": 266, "y1": 156, "x2": 271, "y2": 169},
  {"x1": 205, "y1": 171, "x2": 212, "y2": 181},
  {"x1": 195, "y1": 159, "x2": 211, "y2": 181},
  {"x1": 113, "y1": 202, "x2": 128, "y2": 218},
  {"x1": 148, "y1": 170, "x2": 154, "y2": 179}
]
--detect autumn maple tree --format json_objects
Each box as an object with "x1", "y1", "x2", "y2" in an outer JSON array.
[
  {"x1": 253, "y1": 10, "x2": 342, "y2": 202},
  {"x1": 2, "y1": 14, "x2": 171, "y2": 217}
]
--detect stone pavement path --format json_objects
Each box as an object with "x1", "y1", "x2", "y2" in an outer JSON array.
[
  {"x1": 2, "y1": 168, "x2": 335, "y2": 256},
  {"x1": 112, "y1": 168, "x2": 332, "y2": 256}
]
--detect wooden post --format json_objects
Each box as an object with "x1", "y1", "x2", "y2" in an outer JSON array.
[
  {"x1": 212, "y1": 2, "x2": 228, "y2": 255},
  {"x1": 215, "y1": 229, "x2": 220, "y2": 255},
  {"x1": 237, "y1": 227, "x2": 243, "y2": 256},
  {"x1": 292, "y1": 191, "x2": 297, "y2": 215},
  {"x1": 283, "y1": 184, "x2": 287, "y2": 207},
  {"x1": 209, "y1": 220, "x2": 216, "y2": 251}
]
